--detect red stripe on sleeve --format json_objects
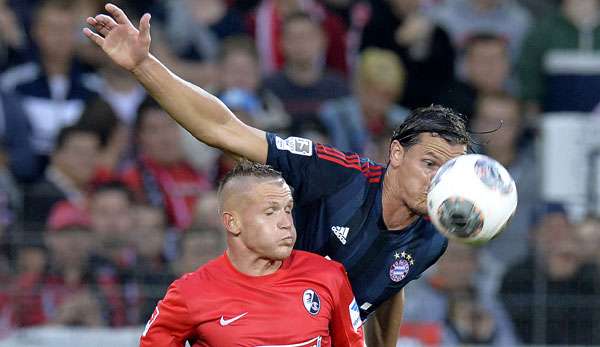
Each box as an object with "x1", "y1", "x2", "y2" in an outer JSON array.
[{"x1": 316, "y1": 152, "x2": 362, "y2": 171}]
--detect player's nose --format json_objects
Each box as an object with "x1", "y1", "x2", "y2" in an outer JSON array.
[{"x1": 278, "y1": 212, "x2": 293, "y2": 230}]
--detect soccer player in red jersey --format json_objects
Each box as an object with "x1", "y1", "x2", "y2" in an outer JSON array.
[
  {"x1": 84, "y1": 4, "x2": 470, "y2": 345},
  {"x1": 139, "y1": 161, "x2": 364, "y2": 347}
]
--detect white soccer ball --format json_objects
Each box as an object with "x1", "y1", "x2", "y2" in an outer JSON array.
[{"x1": 427, "y1": 154, "x2": 518, "y2": 244}]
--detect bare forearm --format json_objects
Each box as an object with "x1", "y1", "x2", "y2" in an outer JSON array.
[
  {"x1": 366, "y1": 290, "x2": 404, "y2": 347},
  {"x1": 131, "y1": 55, "x2": 267, "y2": 162}
]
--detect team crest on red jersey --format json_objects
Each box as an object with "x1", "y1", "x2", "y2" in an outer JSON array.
[{"x1": 302, "y1": 289, "x2": 321, "y2": 315}]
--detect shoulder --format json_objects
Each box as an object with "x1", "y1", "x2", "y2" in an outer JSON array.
[
  {"x1": 172, "y1": 257, "x2": 222, "y2": 293},
  {"x1": 0, "y1": 62, "x2": 40, "y2": 92},
  {"x1": 290, "y1": 250, "x2": 347, "y2": 278}
]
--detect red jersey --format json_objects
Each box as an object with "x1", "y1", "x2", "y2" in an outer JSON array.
[{"x1": 140, "y1": 250, "x2": 364, "y2": 347}]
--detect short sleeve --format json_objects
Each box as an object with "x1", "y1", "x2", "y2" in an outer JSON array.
[
  {"x1": 329, "y1": 263, "x2": 365, "y2": 347},
  {"x1": 265, "y1": 132, "x2": 383, "y2": 204},
  {"x1": 139, "y1": 281, "x2": 196, "y2": 347}
]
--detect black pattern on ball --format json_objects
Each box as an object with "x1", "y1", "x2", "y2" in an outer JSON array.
[{"x1": 437, "y1": 197, "x2": 484, "y2": 238}]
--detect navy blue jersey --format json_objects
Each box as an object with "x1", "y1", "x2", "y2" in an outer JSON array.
[{"x1": 266, "y1": 133, "x2": 448, "y2": 321}]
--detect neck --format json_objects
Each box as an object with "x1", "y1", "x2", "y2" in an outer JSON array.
[
  {"x1": 381, "y1": 170, "x2": 419, "y2": 230},
  {"x1": 285, "y1": 64, "x2": 321, "y2": 86},
  {"x1": 43, "y1": 56, "x2": 71, "y2": 77},
  {"x1": 226, "y1": 249, "x2": 282, "y2": 276}
]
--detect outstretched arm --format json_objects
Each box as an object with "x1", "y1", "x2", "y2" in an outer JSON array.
[{"x1": 83, "y1": 3, "x2": 267, "y2": 163}]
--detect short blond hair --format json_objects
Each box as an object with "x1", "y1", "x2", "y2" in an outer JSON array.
[{"x1": 356, "y1": 48, "x2": 406, "y2": 98}]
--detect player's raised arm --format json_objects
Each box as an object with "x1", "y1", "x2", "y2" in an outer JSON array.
[{"x1": 83, "y1": 3, "x2": 267, "y2": 163}]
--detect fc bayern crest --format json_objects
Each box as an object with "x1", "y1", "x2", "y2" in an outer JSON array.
[
  {"x1": 389, "y1": 259, "x2": 410, "y2": 282},
  {"x1": 302, "y1": 289, "x2": 321, "y2": 315}
]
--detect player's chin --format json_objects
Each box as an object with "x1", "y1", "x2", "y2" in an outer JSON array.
[{"x1": 272, "y1": 246, "x2": 293, "y2": 260}]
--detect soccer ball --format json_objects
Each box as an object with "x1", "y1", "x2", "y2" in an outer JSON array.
[{"x1": 427, "y1": 154, "x2": 518, "y2": 244}]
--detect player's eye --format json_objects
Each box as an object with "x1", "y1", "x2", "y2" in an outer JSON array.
[
  {"x1": 265, "y1": 209, "x2": 275, "y2": 215},
  {"x1": 423, "y1": 159, "x2": 435, "y2": 167}
]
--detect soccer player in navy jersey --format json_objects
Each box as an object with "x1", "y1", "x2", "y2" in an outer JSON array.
[{"x1": 84, "y1": 4, "x2": 470, "y2": 346}]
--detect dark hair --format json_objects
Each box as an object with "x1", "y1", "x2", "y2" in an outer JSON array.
[
  {"x1": 390, "y1": 105, "x2": 471, "y2": 149},
  {"x1": 77, "y1": 97, "x2": 119, "y2": 148},
  {"x1": 218, "y1": 160, "x2": 283, "y2": 195},
  {"x1": 134, "y1": 96, "x2": 163, "y2": 134},
  {"x1": 54, "y1": 125, "x2": 99, "y2": 151},
  {"x1": 34, "y1": 0, "x2": 76, "y2": 21}
]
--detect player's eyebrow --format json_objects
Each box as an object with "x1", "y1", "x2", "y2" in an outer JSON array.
[{"x1": 424, "y1": 150, "x2": 443, "y2": 161}]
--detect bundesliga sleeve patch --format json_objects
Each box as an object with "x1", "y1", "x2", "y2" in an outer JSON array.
[
  {"x1": 275, "y1": 136, "x2": 313, "y2": 156},
  {"x1": 348, "y1": 298, "x2": 361, "y2": 332}
]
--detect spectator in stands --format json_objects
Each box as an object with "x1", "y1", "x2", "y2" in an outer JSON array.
[
  {"x1": 470, "y1": 93, "x2": 540, "y2": 267},
  {"x1": 219, "y1": 35, "x2": 290, "y2": 133},
  {"x1": 435, "y1": 33, "x2": 512, "y2": 119},
  {"x1": 84, "y1": 58, "x2": 146, "y2": 126},
  {"x1": 360, "y1": 0, "x2": 455, "y2": 109},
  {"x1": 0, "y1": 0, "x2": 28, "y2": 72},
  {"x1": 42, "y1": 202, "x2": 105, "y2": 327},
  {"x1": 190, "y1": 190, "x2": 221, "y2": 231},
  {"x1": 130, "y1": 204, "x2": 175, "y2": 324},
  {"x1": 76, "y1": 97, "x2": 130, "y2": 176},
  {"x1": 171, "y1": 228, "x2": 225, "y2": 276},
  {"x1": 162, "y1": 0, "x2": 246, "y2": 63},
  {"x1": 319, "y1": 48, "x2": 409, "y2": 157},
  {"x1": 12, "y1": 201, "x2": 128, "y2": 327},
  {"x1": 121, "y1": 98, "x2": 211, "y2": 231},
  {"x1": 575, "y1": 215, "x2": 600, "y2": 268},
  {"x1": 444, "y1": 287, "x2": 504, "y2": 346},
  {"x1": 87, "y1": 181, "x2": 134, "y2": 326},
  {"x1": 251, "y1": 0, "x2": 349, "y2": 76},
  {"x1": 88, "y1": 181, "x2": 135, "y2": 272},
  {"x1": 432, "y1": 0, "x2": 531, "y2": 61},
  {"x1": 264, "y1": 12, "x2": 349, "y2": 137},
  {"x1": 501, "y1": 202, "x2": 600, "y2": 345},
  {"x1": 519, "y1": 0, "x2": 600, "y2": 115},
  {"x1": 0, "y1": 90, "x2": 38, "y2": 181},
  {"x1": 404, "y1": 241, "x2": 518, "y2": 346},
  {"x1": 0, "y1": 0, "x2": 97, "y2": 168},
  {"x1": 23, "y1": 125, "x2": 100, "y2": 233}
]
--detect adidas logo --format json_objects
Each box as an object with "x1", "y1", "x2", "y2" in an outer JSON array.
[{"x1": 331, "y1": 226, "x2": 349, "y2": 245}]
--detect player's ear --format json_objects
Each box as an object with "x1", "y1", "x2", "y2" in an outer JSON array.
[
  {"x1": 222, "y1": 212, "x2": 241, "y2": 236},
  {"x1": 388, "y1": 140, "x2": 404, "y2": 167}
]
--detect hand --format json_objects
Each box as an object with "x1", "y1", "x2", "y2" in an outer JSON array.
[{"x1": 83, "y1": 3, "x2": 151, "y2": 72}]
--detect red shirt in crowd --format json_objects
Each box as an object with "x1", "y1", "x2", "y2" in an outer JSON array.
[
  {"x1": 140, "y1": 250, "x2": 364, "y2": 347},
  {"x1": 121, "y1": 157, "x2": 211, "y2": 230}
]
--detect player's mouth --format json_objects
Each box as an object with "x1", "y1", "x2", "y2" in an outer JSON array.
[{"x1": 280, "y1": 236, "x2": 295, "y2": 245}]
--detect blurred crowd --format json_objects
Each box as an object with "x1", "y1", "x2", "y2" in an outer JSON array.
[{"x1": 0, "y1": 0, "x2": 600, "y2": 345}]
